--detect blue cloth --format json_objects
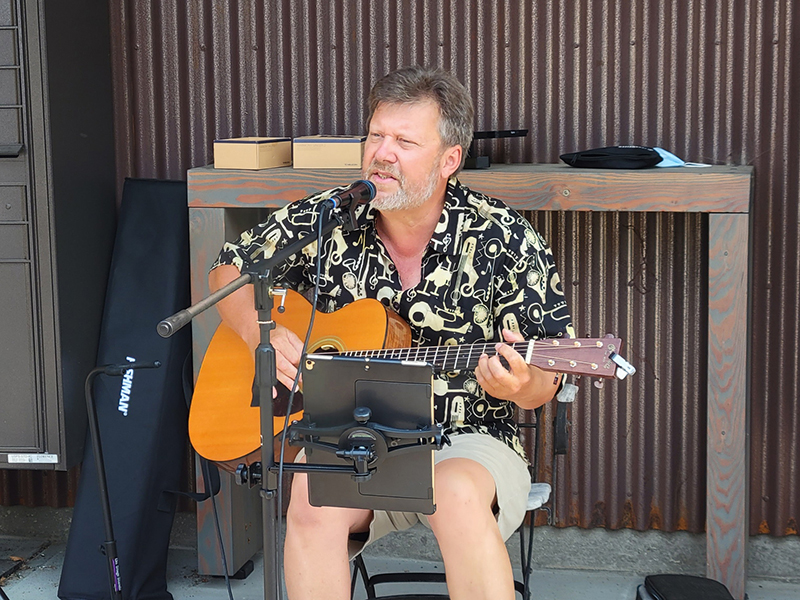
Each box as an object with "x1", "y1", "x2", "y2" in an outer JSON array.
[{"x1": 654, "y1": 147, "x2": 711, "y2": 167}]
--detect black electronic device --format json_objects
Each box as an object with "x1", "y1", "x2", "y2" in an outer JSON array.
[{"x1": 464, "y1": 129, "x2": 529, "y2": 169}]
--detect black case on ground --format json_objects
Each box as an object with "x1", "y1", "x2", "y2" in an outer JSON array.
[
  {"x1": 636, "y1": 574, "x2": 735, "y2": 600},
  {"x1": 58, "y1": 179, "x2": 191, "y2": 600}
]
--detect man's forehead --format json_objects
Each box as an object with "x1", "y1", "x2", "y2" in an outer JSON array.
[{"x1": 368, "y1": 100, "x2": 442, "y2": 132}]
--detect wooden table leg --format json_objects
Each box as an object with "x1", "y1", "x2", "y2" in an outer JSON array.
[{"x1": 707, "y1": 213, "x2": 750, "y2": 599}]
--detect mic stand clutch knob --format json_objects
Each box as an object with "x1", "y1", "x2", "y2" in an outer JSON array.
[{"x1": 234, "y1": 462, "x2": 262, "y2": 487}]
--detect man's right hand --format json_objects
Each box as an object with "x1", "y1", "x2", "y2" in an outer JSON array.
[
  {"x1": 269, "y1": 322, "x2": 304, "y2": 392},
  {"x1": 209, "y1": 264, "x2": 304, "y2": 394}
]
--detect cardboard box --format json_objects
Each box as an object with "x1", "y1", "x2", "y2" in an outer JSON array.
[
  {"x1": 292, "y1": 135, "x2": 366, "y2": 169},
  {"x1": 213, "y1": 137, "x2": 292, "y2": 170}
]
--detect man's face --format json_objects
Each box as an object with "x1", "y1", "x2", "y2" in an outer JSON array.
[{"x1": 362, "y1": 100, "x2": 452, "y2": 212}]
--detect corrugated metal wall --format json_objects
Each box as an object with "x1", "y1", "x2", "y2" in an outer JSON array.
[
  {"x1": 6, "y1": 0, "x2": 797, "y2": 537},
  {"x1": 103, "y1": 0, "x2": 800, "y2": 536}
]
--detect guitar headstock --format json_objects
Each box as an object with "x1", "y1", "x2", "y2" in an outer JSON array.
[{"x1": 525, "y1": 336, "x2": 628, "y2": 379}]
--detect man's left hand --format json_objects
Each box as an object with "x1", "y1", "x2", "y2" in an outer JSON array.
[{"x1": 475, "y1": 328, "x2": 560, "y2": 410}]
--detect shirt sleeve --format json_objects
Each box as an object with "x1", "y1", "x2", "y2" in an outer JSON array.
[
  {"x1": 492, "y1": 221, "x2": 575, "y2": 342},
  {"x1": 209, "y1": 190, "x2": 334, "y2": 290}
]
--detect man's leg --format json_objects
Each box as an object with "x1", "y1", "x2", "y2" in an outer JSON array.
[
  {"x1": 284, "y1": 464, "x2": 373, "y2": 600},
  {"x1": 427, "y1": 457, "x2": 517, "y2": 600}
]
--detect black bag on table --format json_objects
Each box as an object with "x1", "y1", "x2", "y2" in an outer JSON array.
[
  {"x1": 560, "y1": 145, "x2": 662, "y2": 169},
  {"x1": 636, "y1": 574, "x2": 735, "y2": 600},
  {"x1": 58, "y1": 178, "x2": 191, "y2": 600}
]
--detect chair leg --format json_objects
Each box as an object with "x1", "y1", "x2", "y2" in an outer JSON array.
[
  {"x1": 521, "y1": 506, "x2": 551, "y2": 600},
  {"x1": 351, "y1": 560, "x2": 360, "y2": 599},
  {"x1": 523, "y1": 516, "x2": 535, "y2": 600},
  {"x1": 519, "y1": 520, "x2": 529, "y2": 583},
  {"x1": 351, "y1": 554, "x2": 376, "y2": 599}
]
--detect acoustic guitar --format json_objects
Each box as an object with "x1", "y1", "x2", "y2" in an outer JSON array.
[{"x1": 189, "y1": 289, "x2": 626, "y2": 466}]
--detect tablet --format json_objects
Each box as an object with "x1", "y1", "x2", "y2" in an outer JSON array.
[{"x1": 300, "y1": 354, "x2": 436, "y2": 514}]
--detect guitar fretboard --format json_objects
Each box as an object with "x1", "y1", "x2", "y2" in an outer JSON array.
[
  {"x1": 342, "y1": 342, "x2": 513, "y2": 372},
  {"x1": 324, "y1": 336, "x2": 622, "y2": 379}
]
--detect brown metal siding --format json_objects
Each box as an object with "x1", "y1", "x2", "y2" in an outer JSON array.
[
  {"x1": 529, "y1": 210, "x2": 708, "y2": 532},
  {"x1": 109, "y1": 0, "x2": 800, "y2": 536},
  {"x1": 5, "y1": 1, "x2": 797, "y2": 536}
]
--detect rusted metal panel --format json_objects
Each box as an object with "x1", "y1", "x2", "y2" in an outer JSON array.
[
  {"x1": 6, "y1": 0, "x2": 797, "y2": 538},
  {"x1": 0, "y1": 467, "x2": 79, "y2": 507},
  {"x1": 524, "y1": 210, "x2": 708, "y2": 533}
]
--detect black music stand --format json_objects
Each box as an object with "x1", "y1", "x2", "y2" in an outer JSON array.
[{"x1": 290, "y1": 354, "x2": 439, "y2": 514}]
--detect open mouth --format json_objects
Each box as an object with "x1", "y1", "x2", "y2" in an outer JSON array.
[
  {"x1": 371, "y1": 171, "x2": 398, "y2": 183},
  {"x1": 365, "y1": 163, "x2": 402, "y2": 186}
]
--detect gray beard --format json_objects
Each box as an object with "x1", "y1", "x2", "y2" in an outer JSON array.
[{"x1": 368, "y1": 164, "x2": 442, "y2": 212}]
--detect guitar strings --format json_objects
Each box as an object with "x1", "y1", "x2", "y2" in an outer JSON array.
[{"x1": 339, "y1": 341, "x2": 611, "y2": 372}]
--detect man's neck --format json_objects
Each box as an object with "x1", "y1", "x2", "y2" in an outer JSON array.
[{"x1": 376, "y1": 192, "x2": 445, "y2": 258}]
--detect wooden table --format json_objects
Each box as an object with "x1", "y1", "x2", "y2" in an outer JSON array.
[{"x1": 187, "y1": 163, "x2": 752, "y2": 598}]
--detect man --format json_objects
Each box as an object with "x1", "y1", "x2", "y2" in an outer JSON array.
[{"x1": 209, "y1": 66, "x2": 574, "y2": 600}]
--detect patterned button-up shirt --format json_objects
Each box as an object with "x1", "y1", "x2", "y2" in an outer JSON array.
[{"x1": 213, "y1": 178, "x2": 574, "y2": 460}]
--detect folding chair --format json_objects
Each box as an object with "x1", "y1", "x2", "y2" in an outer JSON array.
[{"x1": 351, "y1": 400, "x2": 567, "y2": 600}]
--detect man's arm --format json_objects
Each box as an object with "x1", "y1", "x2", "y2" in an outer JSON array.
[
  {"x1": 209, "y1": 264, "x2": 303, "y2": 391},
  {"x1": 474, "y1": 219, "x2": 573, "y2": 410}
]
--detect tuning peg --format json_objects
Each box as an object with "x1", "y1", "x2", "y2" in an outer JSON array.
[{"x1": 593, "y1": 379, "x2": 605, "y2": 389}]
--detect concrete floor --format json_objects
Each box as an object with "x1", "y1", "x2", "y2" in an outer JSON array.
[{"x1": 1, "y1": 508, "x2": 799, "y2": 600}]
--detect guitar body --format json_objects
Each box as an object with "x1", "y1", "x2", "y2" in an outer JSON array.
[{"x1": 189, "y1": 290, "x2": 411, "y2": 466}]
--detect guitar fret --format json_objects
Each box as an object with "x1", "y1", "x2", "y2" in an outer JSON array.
[{"x1": 525, "y1": 341, "x2": 534, "y2": 364}]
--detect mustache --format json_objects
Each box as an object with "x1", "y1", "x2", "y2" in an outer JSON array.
[{"x1": 364, "y1": 161, "x2": 404, "y2": 182}]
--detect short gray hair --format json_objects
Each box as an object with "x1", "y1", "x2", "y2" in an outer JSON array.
[{"x1": 367, "y1": 66, "x2": 474, "y2": 171}]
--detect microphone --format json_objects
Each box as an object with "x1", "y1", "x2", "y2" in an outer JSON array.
[{"x1": 325, "y1": 180, "x2": 376, "y2": 210}]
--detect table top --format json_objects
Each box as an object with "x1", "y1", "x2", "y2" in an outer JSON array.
[{"x1": 187, "y1": 163, "x2": 752, "y2": 213}]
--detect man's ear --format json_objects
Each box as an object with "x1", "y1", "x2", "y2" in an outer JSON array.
[{"x1": 440, "y1": 145, "x2": 462, "y2": 179}]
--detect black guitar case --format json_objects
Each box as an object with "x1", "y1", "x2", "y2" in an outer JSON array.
[{"x1": 58, "y1": 178, "x2": 191, "y2": 600}]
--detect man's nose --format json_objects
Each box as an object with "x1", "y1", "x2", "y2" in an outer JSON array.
[{"x1": 373, "y1": 138, "x2": 398, "y2": 163}]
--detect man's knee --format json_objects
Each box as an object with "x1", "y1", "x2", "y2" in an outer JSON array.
[
  {"x1": 286, "y1": 473, "x2": 324, "y2": 529},
  {"x1": 428, "y1": 458, "x2": 496, "y2": 529}
]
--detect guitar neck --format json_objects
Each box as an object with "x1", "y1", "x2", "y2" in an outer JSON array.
[{"x1": 337, "y1": 336, "x2": 623, "y2": 379}]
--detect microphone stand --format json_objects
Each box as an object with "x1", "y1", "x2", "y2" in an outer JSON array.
[
  {"x1": 160, "y1": 195, "x2": 442, "y2": 600},
  {"x1": 84, "y1": 361, "x2": 161, "y2": 600},
  {"x1": 158, "y1": 202, "x2": 355, "y2": 600}
]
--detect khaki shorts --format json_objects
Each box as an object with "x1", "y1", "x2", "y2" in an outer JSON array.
[{"x1": 350, "y1": 432, "x2": 531, "y2": 557}]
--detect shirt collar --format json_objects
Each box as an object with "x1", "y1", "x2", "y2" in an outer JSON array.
[{"x1": 353, "y1": 178, "x2": 468, "y2": 257}]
